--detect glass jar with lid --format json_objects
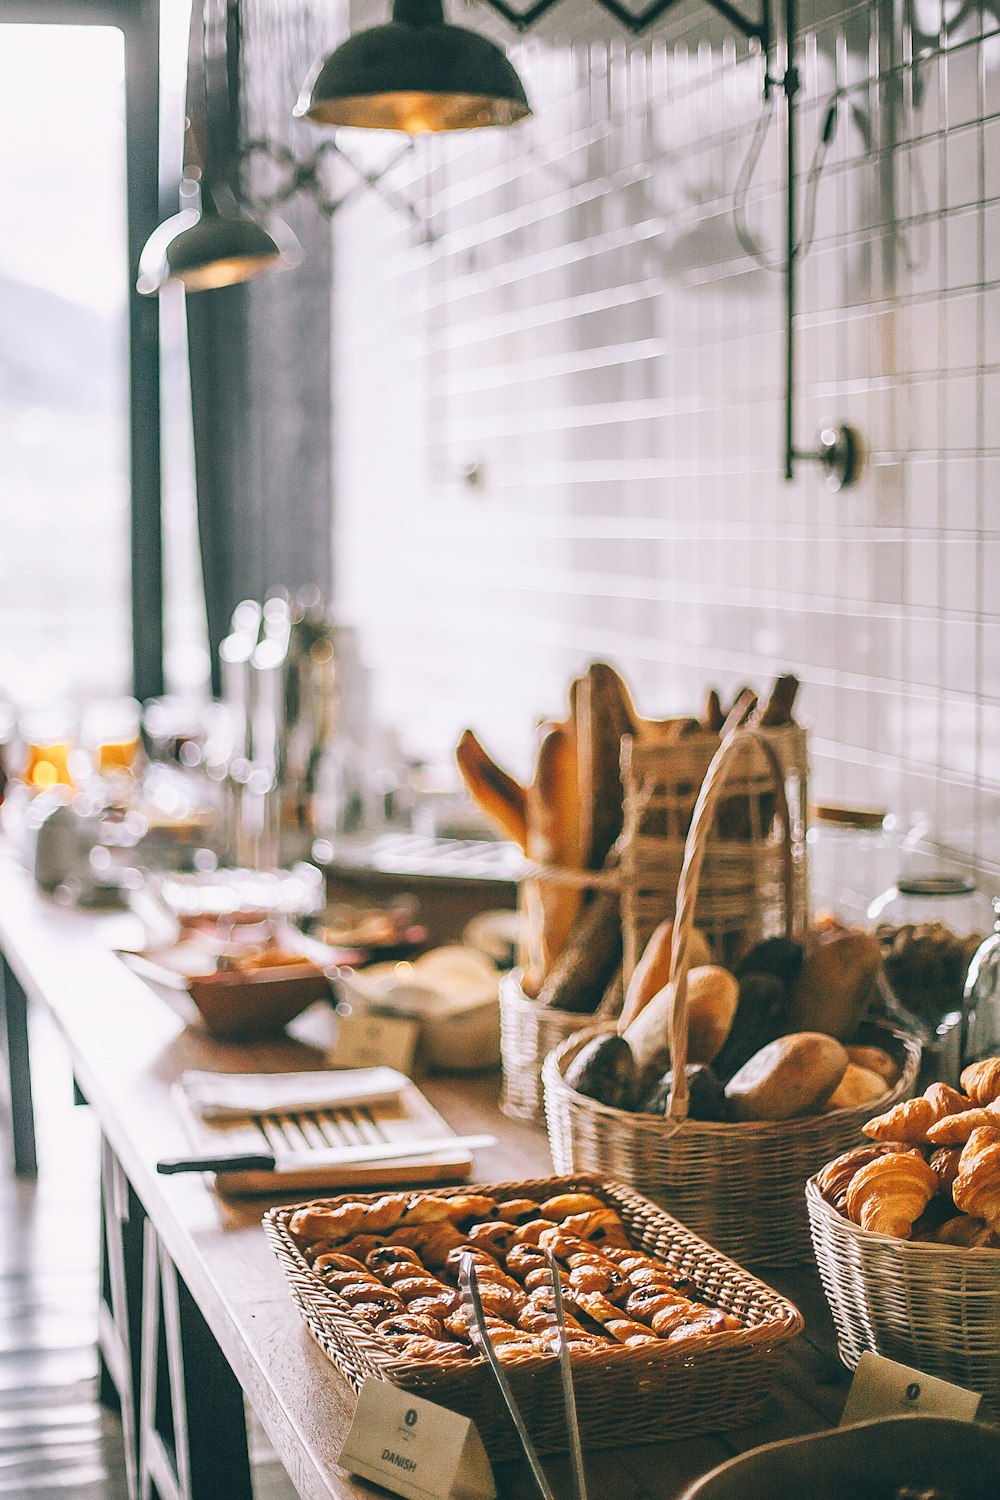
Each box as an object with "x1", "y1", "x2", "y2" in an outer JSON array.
[
  {"x1": 868, "y1": 874, "x2": 995, "y2": 1084},
  {"x1": 808, "y1": 803, "x2": 897, "y2": 926}
]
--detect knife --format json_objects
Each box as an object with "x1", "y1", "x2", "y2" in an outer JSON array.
[{"x1": 156, "y1": 1131, "x2": 497, "y2": 1175}]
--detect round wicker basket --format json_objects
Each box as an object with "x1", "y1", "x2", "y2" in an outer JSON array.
[
  {"x1": 499, "y1": 968, "x2": 585, "y2": 1121},
  {"x1": 806, "y1": 1177, "x2": 1000, "y2": 1420},
  {"x1": 542, "y1": 726, "x2": 921, "y2": 1266}
]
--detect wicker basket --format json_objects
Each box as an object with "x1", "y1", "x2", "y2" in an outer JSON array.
[
  {"x1": 620, "y1": 723, "x2": 809, "y2": 981},
  {"x1": 263, "y1": 1175, "x2": 803, "y2": 1462},
  {"x1": 806, "y1": 1179, "x2": 1000, "y2": 1420},
  {"x1": 499, "y1": 968, "x2": 587, "y2": 1121},
  {"x1": 543, "y1": 728, "x2": 921, "y2": 1267}
]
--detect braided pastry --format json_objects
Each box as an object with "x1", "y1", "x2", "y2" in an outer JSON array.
[
  {"x1": 953, "y1": 1127, "x2": 1000, "y2": 1228},
  {"x1": 505, "y1": 1244, "x2": 547, "y2": 1280},
  {"x1": 337, "y1": 1235, "x2": 388, "y2": 1262},
  {"x1": 844, "y1": 1151, "x2": 938, "y2": 1237},
  {"x1": 312, "y1": 1252, "x2": 369, "y2": 1277},
  {"x1": 574, "y1": 1292, "x2": 658, "y2": 1345},
  {"x1": 665, "y1": 1309, "x2": 741, "y2": 1341},
  {"x1": 390, "y1": 1223, "x2": 467, "y2": 1269},
  {"x1": 362, "y1": 1193, "x2": 410, "y2": 1231},
  {"x1": 400, "y1": 1196, "x2": 456, "y2": 1225},
  {"x1": 863, "y1": 1083, "x2": 968, "y2": 1143},
  {"x1": 960, "y1": 1057, "x2": 1000, "y2": 1106},
  {"x1": 407, "y1": 1292, "x2": 462, "y2": 1320}
]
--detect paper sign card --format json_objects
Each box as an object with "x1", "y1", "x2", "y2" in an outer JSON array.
[
  {"x1": 840, "y1": 1351, "x2": 982, "y2": 1427},
  {"x1": 329, "y1": 1009, "x2": 419, "y2": 1074},
  {"x1": 339, "y1": 1378, "x2": 495, "y2": 1500}
]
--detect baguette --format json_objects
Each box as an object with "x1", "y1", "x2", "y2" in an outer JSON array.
[
  {"x1": 455, "y1": 730, "x2": 528, "y2": 851},
  {"x1": 525, "y1": 721, "x2": 584, "y2": 974},
  {"x1": 575, "y1": 662, "x2": 637, "y2": 872}
]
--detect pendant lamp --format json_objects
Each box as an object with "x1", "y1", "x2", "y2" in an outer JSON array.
[
  {"x1": 137, "y1": 179, "x2": 301, "y2": 296},
  {"x1": 295, "y1": 0, "x2": 531, "y2": 133}
]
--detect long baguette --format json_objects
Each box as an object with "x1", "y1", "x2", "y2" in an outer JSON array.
[
  {"x1": 576, "y1": 662, "x2": 637, "y2": 871},
  {"x1": 455, "y1": 730, "x2": 529, "y2": 851},
  {"x1": 525, "y1": 721, "x2": 584, "y2": 974}
]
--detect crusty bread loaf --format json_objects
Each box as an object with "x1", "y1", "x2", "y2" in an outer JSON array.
[{"x1": 725, "y1": 1032, "x2": 849, "y2": 1121}]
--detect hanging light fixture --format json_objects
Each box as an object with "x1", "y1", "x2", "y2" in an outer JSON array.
[
  {"x1": 137, "y1": 176, "x2": 300, "y2": 296},
  {"x1": 294, "y1": 0, "x2": 531, "y2": 134}
]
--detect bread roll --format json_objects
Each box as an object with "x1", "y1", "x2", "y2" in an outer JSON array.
[
  {"x1": 788, "y1": 931, "x2": 881, "y2": 1038},
  {"x1": 623, "y1": 965, "x2": 738, "y2": 1077},
  {"x1": 725, "y1": 1032, "x2": 849, "y2": 1121},
  {"x1": 618, "y1": 920, "x2": 712, "y2": 1031},
  {"x1": 826, "y1": 1063, "x2": 889, "y2": 1112}
]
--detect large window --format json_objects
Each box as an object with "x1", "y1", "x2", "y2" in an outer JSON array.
[{"x1": 0, "y1": 24, "x2": 131, "y2": 705}]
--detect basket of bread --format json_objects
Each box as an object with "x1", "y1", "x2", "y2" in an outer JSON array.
[
  {"x1": 806, "y1": 1056, "x2": 1000, "y2": 1418},
  {"x1": 263, "y1": 1174, "x2": 802, "y2": 1460},
  {"x1": 542, "y1": 727, "x2": 920, "y2": 1266},
  {"x1": 456, "y1": 664, "x2": 809, "y2": 1121}
]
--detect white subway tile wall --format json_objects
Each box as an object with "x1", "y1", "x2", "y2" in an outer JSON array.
[{"x1": 330, "y1": 0, "x2": 1000, "y2": 879}]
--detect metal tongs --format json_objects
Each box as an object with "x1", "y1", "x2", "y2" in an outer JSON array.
[{"x1": 458, "y1": 1249, "x2": 587, "y2": 1500}]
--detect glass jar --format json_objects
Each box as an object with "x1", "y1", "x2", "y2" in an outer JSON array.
[
  {"x1": 962, "y1": 899, "x2": 1000, "y2": 1066},
  {"x1": 807, "y1": 803, "x2": 897, "y2": 926},
  {"x1": 868, "y1": 873, "x2": 996, "y2": 1085}
]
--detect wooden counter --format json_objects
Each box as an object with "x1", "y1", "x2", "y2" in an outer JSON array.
[{"x1": 0, "y1": 852, "x2": 850, "y2": 1500}]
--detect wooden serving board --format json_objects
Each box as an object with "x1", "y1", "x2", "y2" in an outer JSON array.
[{"x1": 172, "y1": 1078, "x2": 475, "y2": 1197}]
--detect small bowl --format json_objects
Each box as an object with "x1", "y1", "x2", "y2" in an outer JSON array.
[{"x1": 188, "y1": 963, "x2": 331, "y2": 1040}]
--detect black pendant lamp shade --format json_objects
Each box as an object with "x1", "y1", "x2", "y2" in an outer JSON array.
[
  {"x1": 137, "y1": 180, "x2": 301, "y2": 295},
  {"x1": 295, "y1": 0, "x2": 531, "y2": 133}
]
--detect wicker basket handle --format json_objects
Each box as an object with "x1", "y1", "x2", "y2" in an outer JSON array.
[{"x1": 664, "y1": 727, "x2": 795, "y2": 1124}]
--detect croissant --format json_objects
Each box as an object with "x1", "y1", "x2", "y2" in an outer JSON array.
[
  {"x1": 960, "y1": 1057, "x2": 1000, "y2": 1106},
  {"x1": 928, "y1": 1146, "x2": 962, "y2": 1199},
  {"x1": 863, "y1": 1083, "x2": 968, "y2": 1142},
  {"x1": 844, "y1": 1151, "x2": 938, "y2": 1237},
  {"x1": 816, "y1": 1142, "x2": 911, "y2": 1213},
  {"x1": 925, "y1": 1100, "x2": 1000, "y2": 1145},
  {"x1": 934, "y1": 1214, "x2": 1000, "y2": 1248},
  {"x1": 953, "y1": 1127, "x2": 1000, "y2": 1228}
]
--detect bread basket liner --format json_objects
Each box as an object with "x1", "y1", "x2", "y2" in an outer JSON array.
[
  {"x1": 263, "y1": 1174, "x2": 803, "y2": 1462},
  {"x1": 542, "y1": 727, "x2": 921, "y2": 1267},
  {"x1": 805, "y1": 1176, "x2": 1000, "y2": 1421}
]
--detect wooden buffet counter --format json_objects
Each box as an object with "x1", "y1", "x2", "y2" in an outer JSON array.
[{"x1": 0, "y1": 852, "x2": 850, "y2": 1500}]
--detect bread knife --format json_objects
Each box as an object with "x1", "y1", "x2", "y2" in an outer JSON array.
[{"x1": 156, "y1": 1131, "x2": 496, "y2": 1175}]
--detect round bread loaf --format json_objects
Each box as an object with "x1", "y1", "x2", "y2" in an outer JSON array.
[{"x1": 724, "y1": 1032, "x2": 849, "y2": 1120}]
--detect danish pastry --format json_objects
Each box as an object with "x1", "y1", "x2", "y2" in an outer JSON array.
[
  {"x1": 378, "y1": 1313, "x2": 444, "y2": 1339},
  {"x1": 540, "y1": 1193, "x2": 607, "y2": 1220},
  {"x1": 494, "y1": 1199, "x2": 542, "y2": 1224},
  {"x1": 466, "y1": 1221, "x2": 520, "y2": 1257}
]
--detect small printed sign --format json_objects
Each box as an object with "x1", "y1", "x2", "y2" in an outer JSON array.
[
  {"x1": 339, "y1": 1379, "x2": 495, "y2": 1500},
  {"x1": 840, "y1": 1351, "x2": 982, "y2": 1426},
  {"x1": 329, "y1": 1009, "x2": 419, "y2": 1074}
]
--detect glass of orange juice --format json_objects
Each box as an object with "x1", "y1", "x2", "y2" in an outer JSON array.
[
  {"x1": 83, "y1": 698, "x2": 143, "y2": 779},
  {"x1": 19, "y1": 704, "x2": 79, "y2": 792}
]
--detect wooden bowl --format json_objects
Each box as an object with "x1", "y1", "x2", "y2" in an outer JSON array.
[{"x1": 187, "y1": 963, "x2": 331, "y2": 1039}]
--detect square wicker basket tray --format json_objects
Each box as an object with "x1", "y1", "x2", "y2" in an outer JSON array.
[{"x1": 264, "y1": 1174, "x2": 803, "y2": 1462}]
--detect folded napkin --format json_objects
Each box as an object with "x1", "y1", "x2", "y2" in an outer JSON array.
[{"x1": 179, "y1": 1066, "x2": 409, "y2": 1120}]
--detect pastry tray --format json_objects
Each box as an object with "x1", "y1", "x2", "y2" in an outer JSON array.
[{"x1": 264, "y1": 1175, "x2": 803, "y2": 1461}]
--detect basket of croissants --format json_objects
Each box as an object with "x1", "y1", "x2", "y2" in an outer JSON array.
[
  {"x1": 806, "y1": 1056, "x2": 1000, "y2": 1418},
  {"x1": 542, "y1": 726, "x2": 920, "y2": 1267}
]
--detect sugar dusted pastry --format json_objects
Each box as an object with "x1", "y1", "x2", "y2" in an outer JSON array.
[
  {"x1": 953, "y1": 1127, "x2": 1000, "y2": 1228},
  {"x1": 844, "y1": 1150, "x2": 938, "y2": 1237},
  {"x1": 863, "y1": 1082, "x2": 968, "y2": 1143},
  {"x1": 960, "y1": 1057, "x2": 1000, "y2": 1106}
]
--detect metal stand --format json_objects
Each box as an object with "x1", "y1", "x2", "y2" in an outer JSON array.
[{"x1": 0, "y1": 955, "x2": 37, "y2": 1177}]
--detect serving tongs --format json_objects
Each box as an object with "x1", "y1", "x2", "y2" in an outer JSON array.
[{"x1": 458, "y1": 1249, "x2": 587, "y2": 1500}]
